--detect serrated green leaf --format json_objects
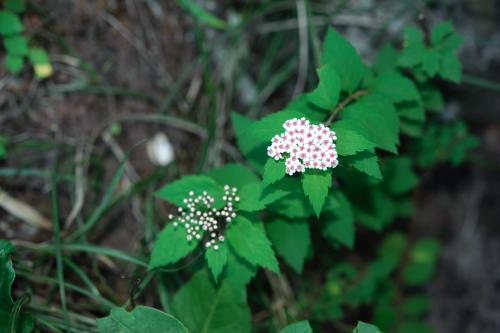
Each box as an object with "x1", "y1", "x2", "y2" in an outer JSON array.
[
  {"x1": 222, "y1": 246, "x2": 257, "y2": 288},
  {"x1": 398, "y1": 321, "x2": 434, "y2": 333},
  {"x1": 350, "y1": 188, "x2": 395, "y2": 231},
  {"x1": 439, "y1": 52, "x2": 462, "y2": 83},
  {"x1": 262, "y1": 158, "x2": 286, "y2": 187},
  {"x1": 302, "y1": 170, "x2": 332, "y2": 217},
  {"x1": 400, "y1": 118, "x2": 424, "y2": 138},
  {"x1": 5, "y1": 0, "x2": 26, "y2": 14},
  {"x1": 402, "y1": 295, "x2": 430, "y2": 318},
  {"x1": 0, "y1": 11, "x2": 23, "y2": 36},
  {"x1": 308, "y1": 64, "x2": 340, "y2": 110},
  {"x1": 322, "y1": 27, "x2": 365, "y2": 93},
  {"x1": 422, "y1": 49, "x2": 440, "y2": 77},
  {"x1": 382, "y1": 157, "x2": 419, "y2": 195},
  {"x1": 343, "y1": 150, "x2": 382, "y2": 180},
  {"x1": 353, "y1": 321, "x2": 382, "y2": 333},
  {"x1": 267, "y1": 218, "x2": 311, "y2": 273},
  {"x1": 398, "y1": 43, "x2": 426, "y2": 67},
  {"x1": 373, "y1": 43, "x2": 398, "y2": 74},
  {"x1": 231, "y1": 112, "x2": 267, "y2": 173},
  {"x1": 431, "y1": 21, "x2": 454, "y2": 45},
  {"x1": 155, "y1": 175, "x2": 225, "y2": 208},
  {"x1": 403, "y1": 238, "x2": 440, "y2": 286},
  {"x1": 207, "y1": 163, "x2": 259, "y2": 188},
  {"x1": 226, "y1": 216, "x2": 279, "y2": 273},
  {"x1": 3, "y1": 34, "x2": 28, "y2": 56},
  {"x1": 398, "y1": 101, "x2": 425, "y2": 122},
  {"x1": 205, "y1": 242, "x2": 228, "y2": 282},
  {"x1": 440, "y1": 33, "x2": 463, "y2": 53},
  {"x1": 322, "y1": 192, "x2": 355, "y2": 248},
  {"x1": 372, "y1": 72, "x2": 420, "y2": 103},
  {"x1": 173, "y1": 270, "x2": 251, "y2": 333},
  {"x1": 341, "y1": 94, "x2": 399, "y2": 154},
  {"x1": 420, "y1": 83, "x2": 444, "y2": 112},
  {"x1": 97, "y1": 306, "x2": 189, "y2": 333},
  {"x1": 27, "y1": 47, "x2": 49, "y2": 64},
  {"x1": 149, "y1": 223, "x2": 200, "y2": 269},
  {"x1": 331, "y1": 120, "x2": 376, "y2": 156},
  {"x1": 237, "y1": 183, "x2": 265, "y2": 212},
  {"x1": 280, "y1": 320, "x2": 313, "y2": 333},
  {"x1": 4, "y1": 54, "x2": 23, "y2": 74}
]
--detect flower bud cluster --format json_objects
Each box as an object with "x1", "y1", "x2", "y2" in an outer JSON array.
[
  {"x1": 266, "y1": 117, "x2": 339, "y2": 175},
  {"x1": 168, "y1": 185, "x2": 239, "y2": 251}
]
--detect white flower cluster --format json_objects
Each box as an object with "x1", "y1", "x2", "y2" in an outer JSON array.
[
  {"x1": 267, "y1": 117, "x2": 339, "y2": 175},
  {"x1": 168, "y1": 185, "x2": 239, "y2": 251}
]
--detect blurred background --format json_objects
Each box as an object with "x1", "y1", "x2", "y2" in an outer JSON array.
[{"x1": 1, "y1": 1, "x2": 500, "y2": 332}]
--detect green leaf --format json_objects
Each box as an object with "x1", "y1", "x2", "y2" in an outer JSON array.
[
  {"x1": 262, "y1": 158, "x2": 286, "y2": 187},
  {"x1": 0, "y1": 136, "x2": 7, "y2": 159},
  {"x1": 398, "y1": 26, "x2": 426, "y2": 67},
  {"x1": 322, "y1": 192, "x2": 355, "y2": 248},
  {"x1": 155, "y1": 175, "x2": 224, "y2": 208},
  {"x1": 308, "y1": 64, "x2": 341, "y2": 110},
  {"x1": 280, "y1": 320, "x2": 313, "y2": 333},
  {"x1": 431, "y1": 21, "x2": 454, "y2": 45},
  {"x1": 176, "y1": 0, "x2": 227, "y2": 30},
  {"x1": 400, "y1": 118, "x2": 424, "y2": 138},
  {"x1": 207, "y1": 163, "x2": 260, "y2": 189},
  {"x1": 0, "y1": 11, "x2": 23, "y2": 35},
  {"x1": 97, "y1": 306, "x2": 189, "y2": 333},
  {"x1": 0, "y1": 242, "x2": 15, "y2": 311},
  {"x1": 421, "y1": 49, "x2": 440, "y2": 77},
  {"x1": 382, "y1": 157, "x2": 419, "y2": 195},
  {"x1": 5, "y1": 0, "x2": 26, "y2": 14},
  {"x1": 402, "y1": 295, "x2": 430, "y2": 317},
  {"x1": 398, "y1": 102, "x2": 425, "y2": 122},
  {"x1": 403, "y1": 238, "x2": 440, "y2": 286},
  {"x1": 0, "y1": 241, "x2": 33, "y2": 333},
  {"x1": 222, "y1": 246, "x2": 257, "y2": 288},
  {"x1": 149, "y1": 223, "x2": 200, "y2": 269},
  {"x1": 331, "y1": 120, "x2": 376, "y2": 156},
  {"x1": 373, "y1": 43, "x2": 398, "y2": 74},
  {"x1": 321, "y1": 27, "x2": 365, "y2": 93},
  {"x1": 372, "y1": 72, "x2": 420, "y2": 104},
  {"x1": 341, "y1": 94, "x2": 399, "y2": 154},
  {"x1": 4, "y1": 54, "x2": 24, "y2": 74},
  {"x1": 343, "y1": 150, "x2": 382, "y2": 180},
  {"x1": 267, "y1": 218, "x2": 311, "y2": 273},
  {"x1": 173, "y1": 270, "x2": 251, "y2": 333},
  {"x1": 237, "y1": 183, "x2": 265, "y2": 212},
  {"x1": 439, "y1": 52, "x2": 462, "y2": 83},
  {"x1": 226, "y1": 216, "x2": 279, "y2": 273},
  {"x1": 248, "y1": 109, "x2": 304, "y2": 143},
  {"x1": 3, "y1": 35, "x2": 28, "y2": 55},
  {"x1": 350, "y1": 188, "x2": 395, "y2": 231},
  {"x1": 231, "y1": 112, "x2": 267, "y2": 173},
  {"x1": 352, "y1": 321, "x2": 382, "y2": 333},
  {"x1": 398, "y1": 43, "x2": 426, "y2": 68},
  {"x1": 420, "y1": 83, "x2": 444, "y2": 112},
  {"x1": 302, "y1": 170, "x2": 332, "y2": 217},
  {"x1": 27, "y1": 48, "x2": 52, "y2": 79},
  {"x1": 205, "y1": 242, "x2": 228, "y2": 282}
]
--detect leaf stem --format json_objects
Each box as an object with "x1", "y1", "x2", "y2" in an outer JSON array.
[{"x1": 325, "y1": 89, "x2": 369, "y2": 126}]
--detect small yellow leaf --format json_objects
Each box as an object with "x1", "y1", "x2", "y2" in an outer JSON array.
[{"x1": 33, "y1": 63, "x2": 52, "y2": 79}]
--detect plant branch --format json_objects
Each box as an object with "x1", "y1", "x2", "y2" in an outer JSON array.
[{"x1": 325, "y1": 89, "x2": 369, "y2": 125}]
